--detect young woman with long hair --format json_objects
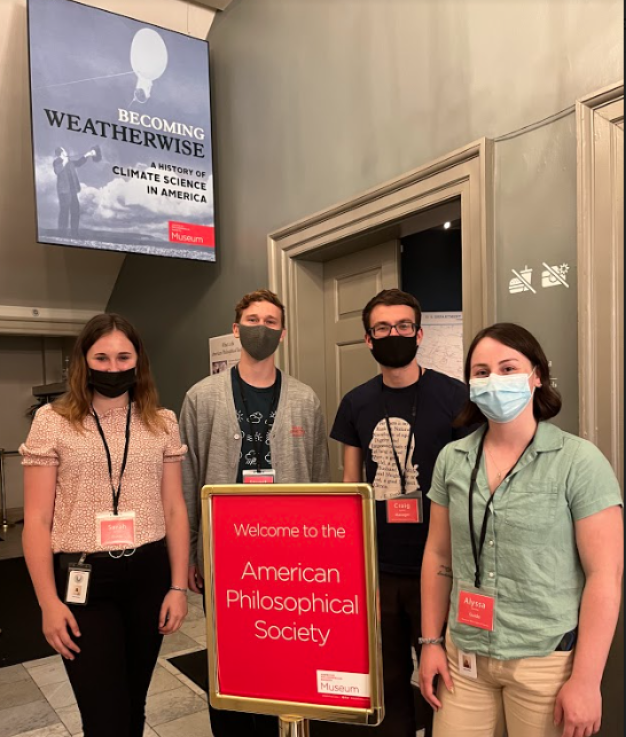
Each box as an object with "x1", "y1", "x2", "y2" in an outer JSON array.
[
  {"x1": 419, "y1": 323, "x2": 623, "y2": 737},
  {"x1": 21, "y1": 313, "x2": 190, "y2": 737}
]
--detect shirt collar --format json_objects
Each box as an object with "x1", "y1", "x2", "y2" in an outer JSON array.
[{"x1": 454, "y1": 421, "x2": 565, "y2": 462}]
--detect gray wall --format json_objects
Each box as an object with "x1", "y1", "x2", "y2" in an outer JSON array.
[
  {"x1": 495, "y1": 112, "x2": 579, "y2": 432},
  {"x1": 108, "y1": 0, "x2": 623, "y2": 424}
]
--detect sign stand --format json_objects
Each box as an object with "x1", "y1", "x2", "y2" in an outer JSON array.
[
  {"x1": 201, "y1": 483, "x2": 383, "y2": 731},
  {"x1": 279, "y1": 715, "x2": 309, "y2": 737}
]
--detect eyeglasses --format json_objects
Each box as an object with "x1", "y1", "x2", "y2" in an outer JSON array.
[{"x1": 368, "y1": 321, "x2": 419, "y2": 339}]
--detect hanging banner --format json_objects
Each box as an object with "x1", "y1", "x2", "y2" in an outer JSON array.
[
  {"x1": 202, "y1": 484, "x2": 383, "y2": 725},
  {"x1": 27, "y1": 0, "x2": 215, "y2": 261}
]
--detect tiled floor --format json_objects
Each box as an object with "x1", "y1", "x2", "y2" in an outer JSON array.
[
  {"x1": 1, "y1": 514, "x2": 426, "y2": 737},
  {"x1": 0, "y1": 590, "x2": 213, "y2": 737}
]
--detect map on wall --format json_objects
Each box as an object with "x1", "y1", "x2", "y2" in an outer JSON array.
[{"x1": 419, "y1": 312, "x2": 464, "y2": 381}]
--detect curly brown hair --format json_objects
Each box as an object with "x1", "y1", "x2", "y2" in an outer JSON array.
[
  {"x1": 234, "y1": 289, "x2": 285, "y2": 327},
  {"x1": 53, "y1": 313, "x2": 165, "y2": 432}
]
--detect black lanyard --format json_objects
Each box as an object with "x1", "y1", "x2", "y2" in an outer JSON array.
[
  {"x1": 469, "y1": 429, "x2": 535, "y2": 588},
  {"x1": 234, "y1": 367, "x2": 280, "y2": 473},
  {"x1": 381, "y1": 367, "x2": 423, "y2": 495},
  {"x1": 92, "y1": 402, "x2": 132, "y2": 516}
]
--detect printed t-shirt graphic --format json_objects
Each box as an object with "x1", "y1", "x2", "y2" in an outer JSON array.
[{"x1": 369, "y1": 417, "x2": 420, "y2": 500}]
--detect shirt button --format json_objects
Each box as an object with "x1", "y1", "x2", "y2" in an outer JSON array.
[
  {"x1": 488, "y1": 540, "x2": 494, "y2": 547},
  {"x1": 488, "y1": 571, "x2": 495, "y2": 579},
  {"x1": 234, "y1": 433, "x2": 240, "y2": 440}
]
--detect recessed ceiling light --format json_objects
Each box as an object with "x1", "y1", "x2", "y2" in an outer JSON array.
[{"x1": 443, "y1": 221, "x2": 451, "y2": 229}]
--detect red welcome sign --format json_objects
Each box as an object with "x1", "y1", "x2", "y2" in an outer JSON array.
[{"x1": 202, "y1": 485, "x2": 383, "y2": 724}]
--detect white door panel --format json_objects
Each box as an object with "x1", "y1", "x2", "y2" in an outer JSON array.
[{"x1": 323, "y1": 241, "x2": 400, "y2": 481}]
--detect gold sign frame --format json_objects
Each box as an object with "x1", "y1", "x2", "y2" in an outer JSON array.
[{"x1": 201, "y1": 483, "x2": 384, "y2": 726}]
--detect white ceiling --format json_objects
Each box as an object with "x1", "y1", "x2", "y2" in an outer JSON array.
[{"x1": 189, "y1": 0, "x2": 234, "y2": 11}]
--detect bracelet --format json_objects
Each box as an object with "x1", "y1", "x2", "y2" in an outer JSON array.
[
  {"x1": 169, "y1": 585, "x2": 188, "y2": 593},
  {"x1": 418, "y1": 637, "x2": 444, "y2": 645}
]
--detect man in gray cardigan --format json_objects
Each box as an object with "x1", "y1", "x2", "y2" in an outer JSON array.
[{"x1": 179, "y1": 289, "x2": 330, "y2": 737}]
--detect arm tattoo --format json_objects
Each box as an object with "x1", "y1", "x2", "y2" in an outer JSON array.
[{"x1": 437, "y1": 565, "x2": 453, "y2": 579}]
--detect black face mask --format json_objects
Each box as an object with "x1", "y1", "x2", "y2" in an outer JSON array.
[
  {"x1": 370, "y1": 335, "x2": 418, "y2": 369},
  {"x1": 88, "y1": 368, "x2": 137, "y2": 398}
]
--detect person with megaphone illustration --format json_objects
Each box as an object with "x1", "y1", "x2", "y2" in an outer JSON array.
[{"x1": 53, "y1": 143, "x2": 101, "y2": 236}]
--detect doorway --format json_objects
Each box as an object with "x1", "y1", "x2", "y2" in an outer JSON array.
[
  {"x1": 268, "y1": 139, "x2": 493, "y2": 440},
  {"x1": 577, "y1": 80, "x2": 624, "y2": 737}
]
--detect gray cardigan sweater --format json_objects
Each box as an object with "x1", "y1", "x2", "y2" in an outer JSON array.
[{"x1": 180, "y1": 369, "x2": 330, "y2": 572}]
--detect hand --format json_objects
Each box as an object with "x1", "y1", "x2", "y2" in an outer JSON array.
[
  {"x1": 419, "y1": 644, "x2": 454, "y2": 711},
  {"x1": 41, "y1": 599, "x2": 81, "y2": 660},
  {"x1": 188, "y1": 564, "x2": 204, "y2": 595},
  {"x1": 159, "y1": 590, "x2": 188, "y2": 635},
  {"x1": 554, "y1": 676, "x2": 602, "y2": 737}
]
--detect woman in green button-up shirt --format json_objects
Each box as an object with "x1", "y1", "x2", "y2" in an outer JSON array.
[{"x1": 419, "y1": 323, "x2": 623, "y2": 737}]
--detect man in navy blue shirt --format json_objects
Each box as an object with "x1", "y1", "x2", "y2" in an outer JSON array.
[{"x1": 326, "y1": 289, "x2": 469, "y2": 737}]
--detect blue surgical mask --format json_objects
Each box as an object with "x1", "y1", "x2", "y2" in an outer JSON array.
[{"x1": 469, "y1": 369, "x2": 536, "y2": 424}]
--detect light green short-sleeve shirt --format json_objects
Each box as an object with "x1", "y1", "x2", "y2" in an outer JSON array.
[{"x1": 427, "y1": 421, "x2": 623, "y2": 660}]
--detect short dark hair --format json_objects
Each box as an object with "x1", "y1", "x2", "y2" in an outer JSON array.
[
  {"x1": 455, "y1": 322, "x2": 562, "y2": 427},
  {"x1": 362, "y1": 289, "x2": 422, "y2": 332},
  {"x1": 235, "y1": 289, "x2": 285, "y2": 327}
]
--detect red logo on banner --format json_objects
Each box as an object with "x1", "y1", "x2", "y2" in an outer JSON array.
[
  {"x1": 168, "y1": 221, "x2": 215, "y2": 247},
  {"x1": 211, "y1": 494, "x2": 371, "y2": 709}
]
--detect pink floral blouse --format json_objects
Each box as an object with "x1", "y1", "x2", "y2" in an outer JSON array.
[{"x1": 20, "y1": 402, "x2": 187, "y2": 553}]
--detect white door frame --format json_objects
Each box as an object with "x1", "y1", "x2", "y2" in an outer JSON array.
[
  {"x1": 576, "y1": 80, "x2": 624, "y2": 484},
  {"x1": 267, "y1": 138, "x2": 494, "y2": 386}
]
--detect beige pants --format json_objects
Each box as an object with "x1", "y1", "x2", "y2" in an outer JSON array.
[{"x1": 433, "y1": 634, "x2": 574, "y2": 737}]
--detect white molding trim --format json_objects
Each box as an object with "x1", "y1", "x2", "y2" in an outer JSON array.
[
  {"x1": 0, "y1": 305, "x2": 100, "y2": 336},
  {"x1": 268, "y1": 138, "x2": 494, "y2": 377},
  {"x1": 576, "y1": 80, "x2": 624, "y2": 484}
]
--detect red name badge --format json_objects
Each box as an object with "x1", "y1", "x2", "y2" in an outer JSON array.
[
  {"x1": 96, "y1": 511, "x2": 136, "y2": 548},
  {"x1": 386, "y1": 498, "x2": 420, "y2": 523},
  {"x1": 457, "y1": 590, "x2": 495, "y2": 631},
  {"x1": 242, "y1": 470, "x2": 276, "y2": 484}
]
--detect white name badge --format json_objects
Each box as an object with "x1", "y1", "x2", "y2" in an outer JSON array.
[
  {"x1": 242, "y1": 469, "x2": 276, "y2": 484},
  {"x1": 65, "y1": 564, "x2": 92, "y2": 606},
  {"x1": 458, "y1": 650, "x2": 477, "y2": 680},
  {"x1": 96, "y1": 511, "x2": 136, "y2": 548}
]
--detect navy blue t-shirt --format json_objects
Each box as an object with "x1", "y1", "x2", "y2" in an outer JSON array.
[
  {"x1": 331, "y1": 369, "x2": 469, "y2": 575},
  {"x1": 232, "y1": 367, "x2": 281, "y2": 483}
]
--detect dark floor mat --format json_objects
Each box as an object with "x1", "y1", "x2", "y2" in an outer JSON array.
[
  {"x1": 167, "y1": 649, "x2": 208, "y2": 693},
  {"x1": 0, "y1": 557, "x2": 55, "y2": 667}
]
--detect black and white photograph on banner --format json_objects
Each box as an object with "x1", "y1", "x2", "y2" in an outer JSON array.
[{"x1": 27, "y1": 0, "x2": 215, "y2": 261}]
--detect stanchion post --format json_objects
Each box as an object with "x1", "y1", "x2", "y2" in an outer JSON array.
[
  {"x1": 279, "y1": 716, "x2": 309, "y2": 737},
  {"x1": 0, "y1": 449, "x2": 9, "y2": 531},
  {"x1": 0, "y1": 449, "x2": 20, "y2": 530}
]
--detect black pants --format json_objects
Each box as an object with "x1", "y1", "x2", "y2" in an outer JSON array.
[
  {"x1": 311, "y1": 572, "x2": 433, "y2": 737},
  {"x1": 200, "y1": 592, "x2": 278, "y2": 737},
  {"x1": 58, "y1": 191, "x2": 80, "y2": 234},
  {"x1": 53, "y1": 540, "x2": 170, "y2": 737}
]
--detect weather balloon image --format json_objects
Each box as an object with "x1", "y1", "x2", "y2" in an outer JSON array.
[{"x1": 130, "y1": 28, "x2": 169, "y2": 103}]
